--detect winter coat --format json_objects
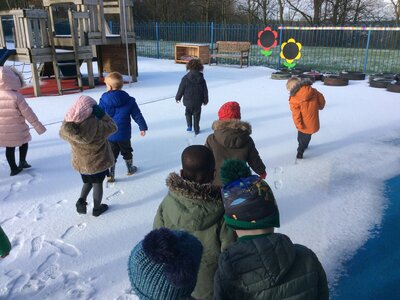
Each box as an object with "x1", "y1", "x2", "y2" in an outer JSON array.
[
  {"x1": 0, "y1": 226, "x2": 11, "y2": 257},
  {"x1": 153, "y1": 172, "x2": 236, "y2": 300},
  {"x1": 99, "y1": 90, "x2": 148, "y2": 142},
  {"x1": 175, "y1": 70, "x2": 209, "y2": 109},
  {"x1": 205, "y1": 120, "x2": 266, "y2": 186},
  {"x1": 59, "y1": 114, "x2": 117, "y2": 175},
  {"x1": 0, "y1": 67, "x2": 46, "y2": 147},
  {"x1": 289, "y1": 80, "x2": 325, "y2": 134},
  {"x1": 214, "y1": 233, "x2": 329, "y2": 300}
]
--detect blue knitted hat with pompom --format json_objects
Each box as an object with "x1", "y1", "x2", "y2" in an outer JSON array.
[{"x1": 128, "y1": 228, "x2": 203, "y2": 300}]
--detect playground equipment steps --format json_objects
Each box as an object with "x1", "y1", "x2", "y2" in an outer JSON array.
[{"x1": 49, "y1": 9, "x2": 94, "y2": 95}]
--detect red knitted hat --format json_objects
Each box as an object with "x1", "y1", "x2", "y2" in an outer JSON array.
[{"x1": 218, "y1": 101, "x2": 241, "y2": 120}]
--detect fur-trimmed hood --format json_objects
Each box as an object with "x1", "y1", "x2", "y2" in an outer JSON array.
[
  {"x1": 289, "y1": 78, "x2": 314, "y2": 97},
  {"x1": 160, "y1": 172, "x2": 225, "y2": 231},
  {"x1": 211, "y1": 119, "x2": 252, "y2": 149},
  {"x1": 166, "y1": 172, "x2": 221, "y2": 203},
  {"x1": 212, "y1": 119, "x2": 252, "y2": 133}
]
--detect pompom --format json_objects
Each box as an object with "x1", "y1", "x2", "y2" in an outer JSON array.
[
  {"x1": 163, "y1": 231, "x2": 203, "y2": 286},
  {"x1": 220, "y1": 159, "x2": 252, "y2": 185},
  {"x1": 142, "y1": 227, "x2": 179, "y2": 264}
]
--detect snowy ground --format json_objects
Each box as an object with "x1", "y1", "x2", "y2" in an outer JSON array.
[{"x1": 0, "y1": 57, "x2": 399, "y2": 299}]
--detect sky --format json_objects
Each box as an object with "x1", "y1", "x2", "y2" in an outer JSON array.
[{"x1": 0, "y1": 57, "x2": 399, "y2": 299}]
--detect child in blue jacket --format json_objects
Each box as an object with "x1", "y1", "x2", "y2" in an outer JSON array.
[{"x1": 99, "y1": 72, "x2": 148, "y2": 182}]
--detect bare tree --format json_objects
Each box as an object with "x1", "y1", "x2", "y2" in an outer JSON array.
[
  {"x1": 285, "y1": 0, "x2": 325, "y2": 24},
  {"x1": 390, "y1": 0, "x2": 400, "y2": 23}
]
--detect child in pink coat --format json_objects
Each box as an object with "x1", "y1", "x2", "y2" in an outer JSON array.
[{"x1": 0, "y1": 67, "x2": 46, "y2": 176}]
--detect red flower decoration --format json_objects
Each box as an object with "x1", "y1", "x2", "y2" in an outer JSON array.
[{"x1": 257, "y1": 27, "x2": 278, "y2": 51}]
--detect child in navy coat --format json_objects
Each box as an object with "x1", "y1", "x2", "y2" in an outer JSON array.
[
  {"x1": 99, "y1": 72, "x2": 148, "y2": 182},
  {"x1": 176, "y1": 59, "x2": 208, "y2": 135}
]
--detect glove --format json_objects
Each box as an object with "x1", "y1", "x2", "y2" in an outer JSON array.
[
  {"x1": 92, "y1": 105, "x2": 105, "y2": 119},
  {"x1": 259, "y1": 172, "x2": 267, "y2": 179}
]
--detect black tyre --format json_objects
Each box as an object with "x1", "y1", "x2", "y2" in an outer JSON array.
[
  {"x1": 280, "y1": 67, "x2": 311, "y2": 75},
  {"x1": 386, "y1": 82, "x2": 400, "y2": 93},
  {"x1": 369, "y1": 73, "x2": 396, "y2": 83},
  {"x1": 339, "y1": 71, "x2": 366, "y2": 80},
  {"x1": 271, "y1": 72, "x2": 292, "y2": 80},
  {"x1": 299, "y1": 72, "x2": 323, "y2": 82},
  {"x1": 369, "y1": 78, "x2": 393, "y2": 88},
  {"x1": 323, "y1": 75, "x2": 349, "y2": 86}
]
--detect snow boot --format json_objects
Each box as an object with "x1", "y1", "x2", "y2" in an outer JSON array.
[
  {"x1": 92, "y1": 204, "x2": 108, "y2": 217},
  {"x1": 107, "y1": 165, "x2": 115, "y2": 182},
  {"x1": 186, "y1": 126, "x2": 192, "y2": 132},
  {"x1": 125, "y1": 159, "x2": 137, "y2": 175},
  {"x1": 19, "y1": 161, "x2": 31, "y2": 169},
  {"x1": 10, "y1": 167, "x2": 23, "y2": 176},
  {"x1": 76, "y1": 198, "x2": 87, "y2": 214},
  {"x1": 296, "y1": 152, "x2": 303, "y2": 159}
]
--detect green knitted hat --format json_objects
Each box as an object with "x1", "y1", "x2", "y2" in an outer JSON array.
[{"x1": 128, "y1": 228, "x2": 203, "y2": 300}]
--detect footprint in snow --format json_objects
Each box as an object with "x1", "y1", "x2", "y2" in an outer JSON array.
[
  {"x1": 30, "y1": 235, "x2": 45, "y2": 256},
  {"x1": 60, "y1": 222, "x2": 87, "y2": 239},
  {"x1": 106, "y1": 190, "x2": 124, "y2": 201},
  {"x1": 47, "y1": 239, "x2": 80, "y2": 257}
]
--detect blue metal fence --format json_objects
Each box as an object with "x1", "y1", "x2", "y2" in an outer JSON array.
[{"x1": 110, "y1": 21, "x2": 400, "y2": 73}]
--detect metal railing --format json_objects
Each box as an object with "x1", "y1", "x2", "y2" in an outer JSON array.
[{"x1": 115, "y1": 21, "x2": 400, "y2": 73}]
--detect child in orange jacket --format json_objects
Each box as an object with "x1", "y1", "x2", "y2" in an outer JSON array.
[{"x1": 287, "y1": 78, "x2": 325, "y2": 159}]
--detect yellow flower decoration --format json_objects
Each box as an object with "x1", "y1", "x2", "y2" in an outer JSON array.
[{"x1": 280, "y1": 38, "x2": 302, "y2": 65}]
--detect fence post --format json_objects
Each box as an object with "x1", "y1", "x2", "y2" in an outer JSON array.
[
  {"x1": 156, "y1": 21, "x2": 160, "y2": 59},
  {"x1": 277, "y1": 25, "x2": 283, "y2": 69},
  {"x1": 210, "y1": 21, "x2": 214, "y2": 48},
  {"x1": 363, "y1": 28, "x2": 371, "y2": 73}
]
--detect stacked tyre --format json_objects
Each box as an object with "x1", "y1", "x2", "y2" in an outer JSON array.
[
  {"x1": 299, "y1": 71, "x2": 323, "y2": 82},
  {"x1": 271, "y1": 71, "x2": 292, "y2": 80},
  {"x1": 323, "y1": 74, "x2": 349, "y2": 86},
  {"x1": 339, "y1": 71, "x2": 366, "y2": 81},
  {"x1": 369, "y1": 73, "x2": 396, "y2": 89}
]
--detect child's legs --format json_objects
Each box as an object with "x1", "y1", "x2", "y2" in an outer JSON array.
[
  {"x1": 19, "y1": 143, "x2": 28, "y2": 162},
  {"x1": 109, "y1": 141, "x2": 121, "y2": 162},
  {"x1": 185, "y1": 107, "x2": 193, "y2": 127},
  {"x1": 5, "y1": 147, "x2": 17, "y2": 170},
  {"x1": 118, "y1": 140, "x2": 133, "y2": 161},
  {"x1": 193, "y1": 107, "x2": 201, "y2": 133},
  {"x1": 92, "y1": 182, "x2": 104, "y2": 209},
  {"x1": 297, "y1": 131, "x2": 312, "y2": 154},
  {"x1": 80, "y1": 182, "x2": 93, "y2": 200}
]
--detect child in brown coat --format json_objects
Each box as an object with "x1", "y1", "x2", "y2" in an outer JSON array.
[
  {"x1": 205, "y1": 101, "x2": 266, "y2": 186},
  {"x1": 287, "y1": 78, "x2": 325, "y2": 159},
  {"x1": 60, "y1": 95, "x2": 117, "y2": 217}
]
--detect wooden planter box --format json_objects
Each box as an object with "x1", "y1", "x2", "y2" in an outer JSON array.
[{"x1": 175, "y1": 43, "x2": 210, "y2": 64}]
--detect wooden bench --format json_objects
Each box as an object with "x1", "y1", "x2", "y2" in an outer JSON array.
[{"x1": 209, "y1": 41, "x2": 251, "y2": 68}]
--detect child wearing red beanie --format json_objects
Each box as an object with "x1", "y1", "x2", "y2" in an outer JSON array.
[{"x1": 205, "y1": 101, "x2": 267, "y2": 186}]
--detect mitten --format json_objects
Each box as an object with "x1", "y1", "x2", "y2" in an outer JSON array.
[
  {"x1": 92, "y1": 105, "x2": 105, "y2": 119},
  {"x1": 259, "y1": 171, "x2": 267, "y2": 179}
]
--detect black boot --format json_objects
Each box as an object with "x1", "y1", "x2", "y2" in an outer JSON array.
[
  {"x1": 92, "y1": 204, "x2": 109, "y2": 217},
  {"x1": 19, "y1": 161, "x2": 32, "y2": 168},
  {"x1": 76, "y1": 198, "x2": 87, "y2": 214},
  {"x1": 125, "y1": 159, "x2": 137, "y2": 175},
  {"x1": 10, "y1": 167, "x2": 23, "y2": 176}
]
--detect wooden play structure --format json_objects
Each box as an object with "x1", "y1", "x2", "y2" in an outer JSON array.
[{"x1": 0, "y1": 0, "x2": 137, "y2": 96}]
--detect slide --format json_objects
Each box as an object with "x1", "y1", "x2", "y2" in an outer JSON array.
[{"x1": 0, "y1": 49, "x2": 16, "y2": 66}]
